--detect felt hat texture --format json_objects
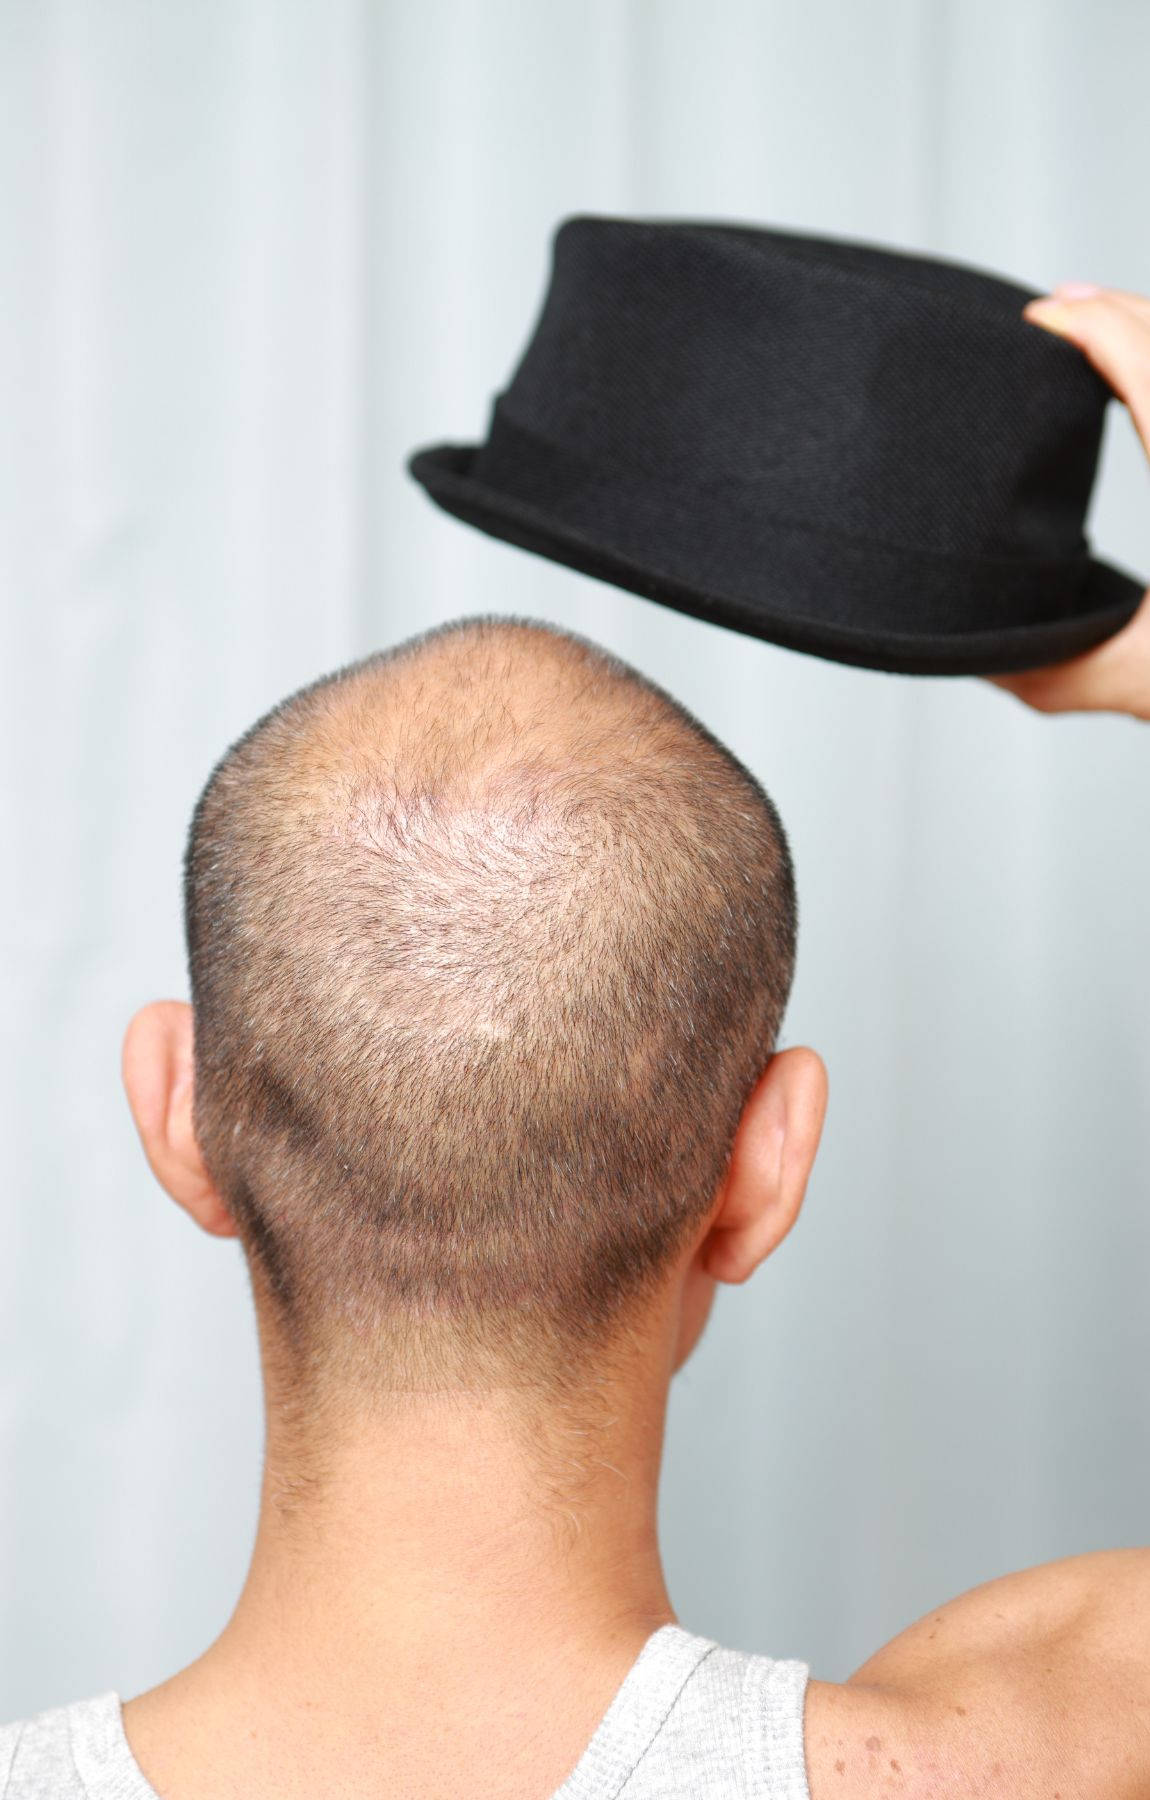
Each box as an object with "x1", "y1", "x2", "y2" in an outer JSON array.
[{"x1": 408, "y1": 215, "x2": 1144, "y2": 676}]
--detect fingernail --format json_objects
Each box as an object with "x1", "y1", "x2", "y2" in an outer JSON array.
[{"x1": 1050, "y1": 281, "x2": 1101, "y2": 300}]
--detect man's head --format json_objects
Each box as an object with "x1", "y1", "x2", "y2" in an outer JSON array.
[{"x1": 124, "y1": 616, "x2": 824, "y2": 1427}]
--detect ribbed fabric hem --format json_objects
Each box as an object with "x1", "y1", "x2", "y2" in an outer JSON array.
[
  {"x1": 67, "y1": 1693, "x2": 156, "y2": 1800},
  {"x1": 0, "y1": 1722, "x2": 25, "y2": 1796},
  {"x1": 744, "y1": 1657, "x2": 812, "y2": 1799},
  {"x1": 552, "y1": 1625, "x2": 717, "y2": 1799}
]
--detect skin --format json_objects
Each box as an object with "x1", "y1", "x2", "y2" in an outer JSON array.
[
  {"x1": 121, "y1": 1007, "x2": 827, "y2": 1800},
  {"x1": 989, "y1": 282, "x2": 1150, "y2": 721},
  {"x1": 114, "y1": 284, "x2": 1150, "y2": 1799}
]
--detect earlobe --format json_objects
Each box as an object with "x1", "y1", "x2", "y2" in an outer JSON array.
[{"x1": 122, "y1": 1001, "x2": 239, "y2": 1240}]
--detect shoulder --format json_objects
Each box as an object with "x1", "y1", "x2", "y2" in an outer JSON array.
[
  {"x1": 802, "y1": 1549, "x2": 1150, "y2": 1800},
  {"x1": 0, "y1": 1694, "x2": 117, "y2": 1798}
]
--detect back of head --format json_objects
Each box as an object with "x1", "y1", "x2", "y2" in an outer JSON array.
[{"x1": 184, "y1": 616, "x2": 796, "y2": 1408}]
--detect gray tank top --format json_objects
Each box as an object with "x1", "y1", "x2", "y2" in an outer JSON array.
[{"x1": 0, "y1": 1623, "x2": 811, "y2": 1798}]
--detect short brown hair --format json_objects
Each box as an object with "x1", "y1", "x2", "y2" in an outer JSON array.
[{"x1": 184, "y1": 616, "x2": 796, "y2": 1400}]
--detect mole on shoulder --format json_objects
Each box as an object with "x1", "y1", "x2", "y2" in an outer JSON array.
[{"x1": 865, "y1": 1735, "x2": 882, "y2": 1753}]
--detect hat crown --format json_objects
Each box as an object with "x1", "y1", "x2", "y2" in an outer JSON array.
[
  {"x1": 409, "y1": 213, "x2": 1143, "y2": 676},
  {"x1": 479, "y1": 215, "x2": 1111, "y2": 564}
]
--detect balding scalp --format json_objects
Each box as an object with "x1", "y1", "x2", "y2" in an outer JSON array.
[{"x1": 183, "y1": 616, "x2": 796, "y2": 1398}]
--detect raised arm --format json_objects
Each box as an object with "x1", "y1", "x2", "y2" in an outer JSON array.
[
  {"x1": 988, "y1": 282, "x2": 1150, "y2": 720},
  {"x1": 803, "y1": 1548, "x2": 1150, "y2": 1798},
  {"x1": 800, "y1": 282, "x2": 1150, "y2": 1800}
]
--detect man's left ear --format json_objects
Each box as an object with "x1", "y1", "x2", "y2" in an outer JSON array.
[{"x1": 121, "y1": 1000, "x2": 239, "y2": 1239}]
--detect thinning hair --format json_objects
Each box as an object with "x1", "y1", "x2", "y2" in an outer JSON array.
[{"x1": 184, "y1": 615, "x2": 796, "y2": 1404}]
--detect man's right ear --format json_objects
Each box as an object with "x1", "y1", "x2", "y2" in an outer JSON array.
[
  {"x1": 699, "y1": 1045, "x2": 827, "y2": 1285},
  {"x1": 121, "y1": 1000, "x2": 239, "y2": 1239}
]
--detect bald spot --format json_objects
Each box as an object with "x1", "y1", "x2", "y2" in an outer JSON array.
[{"x1": 183, "y1": 615, "x2": 796, "y2": 1407}]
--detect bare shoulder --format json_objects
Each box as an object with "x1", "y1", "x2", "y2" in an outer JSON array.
[{"x1": 802, "y1": 1549, "x2": 1150, "y2": 1800}]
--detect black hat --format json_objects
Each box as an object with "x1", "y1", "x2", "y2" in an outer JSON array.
[{"x1": 408, "y1": 215, "x2": 1144, "y2": 676}]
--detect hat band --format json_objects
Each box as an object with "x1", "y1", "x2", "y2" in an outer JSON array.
[{"x1": 470, "y1": 408, "x2": 1094, "y2": 634}]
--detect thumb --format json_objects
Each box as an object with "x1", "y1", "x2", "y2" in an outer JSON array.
[{"x1": 1023, "y1": 285, "x2": 1150, "y2": 460}]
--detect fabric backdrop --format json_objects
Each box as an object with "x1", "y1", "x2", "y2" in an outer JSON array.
[{"x1": 3, "y1": 0, "x2": 1149, "y2": 1713}]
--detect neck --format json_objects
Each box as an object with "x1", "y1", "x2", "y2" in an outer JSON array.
[
  {"x1": 176, "y1": 1335, "x2": 679, "y2": 1720},
  {"x1": 120, "y1": 1311, "x2": 690, "y2": 1799}
]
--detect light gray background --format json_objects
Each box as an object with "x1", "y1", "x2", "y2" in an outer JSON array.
[{"x1": 3, "y1": 0, "x2": 1149, "y2": 1715}]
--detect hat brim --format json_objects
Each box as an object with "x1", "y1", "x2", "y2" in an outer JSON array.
[{"x1": 409, "y1": 443, "x2": 1144, "y2": 678}]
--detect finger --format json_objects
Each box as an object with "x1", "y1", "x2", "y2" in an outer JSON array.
[
  {"x1": 988, "y1": 585, "x2": 1150, "y2": 719},
  {"x1": 1022, "y1": 291, "x2": 1150, "y2": 456},
  {"x1": 1050, "y1": 282, "x2": 1150, "y2": 324},
  {"x1": 988, "y1": 659, "x2": 1108, "y2": 714},
  {"x1": 1079, "y1": 286, "x2": 1150, "y2": 326}
]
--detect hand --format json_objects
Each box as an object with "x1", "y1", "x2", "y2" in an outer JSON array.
[{"x1": 986, "y1": 282, "x2": 1150, "y2": 721}]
